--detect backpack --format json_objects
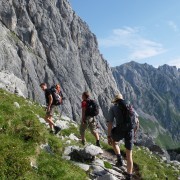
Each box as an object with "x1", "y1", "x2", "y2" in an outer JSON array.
[
  {"x1": 85, "y1": 99, "x2": 99, "y2": 117},
  {"x1": 118, "y1": 99, "x2": 137, "y2": 131},
  {"x1": 50, "y1": 86, "x2": 62, "y2": 106}
]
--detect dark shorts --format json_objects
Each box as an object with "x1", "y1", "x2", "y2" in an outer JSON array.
[{"x1": 111, "y1": 127, "x2": 134, "y2": 150}]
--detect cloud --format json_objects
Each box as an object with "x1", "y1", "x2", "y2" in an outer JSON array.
[
  {"x1": 98, "y1": 27, "x2": 166, "y2": 60},
  {"x1": 167, "y1": 57, "x2": 180, "y2": 68},
  {"x1": 168, "y1": 21, "x2": 179, "y2": 32}
]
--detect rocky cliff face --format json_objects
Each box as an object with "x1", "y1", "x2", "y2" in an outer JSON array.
[
  {"x1": 112, "y1": 61, "x2": 180, "y2": 146},
  {"x1": 0, "y1": 0, "x2": 119, "y2": 127}
]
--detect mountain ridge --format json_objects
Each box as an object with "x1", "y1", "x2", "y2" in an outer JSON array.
[
  {"x1": 112, "y1": 61, "x2": 180, "y2": 148},
  {"x1": 0, "y1": 0, "x2": 179, "y2": 154}
]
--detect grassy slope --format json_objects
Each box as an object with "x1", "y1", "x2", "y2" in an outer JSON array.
[
  {"x1": 0, "y1": 89, "x2": 179, "y2": 180},
  {"x1": 139, "y1": 117, "x2": 180, "y2": 149},
  {"x1": 0, "y1": 89, "x2": 87, "y2": 179}
]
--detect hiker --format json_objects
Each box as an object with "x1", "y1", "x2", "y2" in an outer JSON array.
[
  {"x1": 80, "y1": 91, "x2": 100, "y2": 147},
  {"x1": 55, "y1": 84, "x2": 64, "y2": 104},
  {"x1": 40, "y1": 83, "x2": 61, "y2": 134},
  {"x1": 55, "y1": 84, "x2": 65, "y2": 116},
  {"x1": 107, "y1": 93, "x2": 137, "y2": 180}
]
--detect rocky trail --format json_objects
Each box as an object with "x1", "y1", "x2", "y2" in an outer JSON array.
[
  {"x1": 101, "y1": 149, "x2": 141, "y2": 180},
  {"x1": 38, "y1": 112, "x2": 142, "y2": 180}
]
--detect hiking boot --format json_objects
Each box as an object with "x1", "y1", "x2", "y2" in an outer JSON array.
[
  {"x1": 116, "y1": 158, "x2": 124, "y2": 167},
  {"x1": 126, "y1": 174, "x2": 132, "y2": 180},
  {"x1": 82, "y1": 140, "x2": 86, "y2": 145},
  {"x1": 96, "y1": 140, "x2": 101, "y2": 147},
  {"x1": 54, "y1": 126, "x2": 61, "y2": 134},
  {"x1": 49, "y1": 130, "x2": 54, "y2": 134}
]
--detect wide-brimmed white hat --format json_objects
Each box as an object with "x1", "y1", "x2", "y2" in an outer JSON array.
[{"x1": 111, "y1": 93, "x2": 123, "y2": 103}]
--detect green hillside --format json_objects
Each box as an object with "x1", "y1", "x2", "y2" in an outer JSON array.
[
  {"x1": 0, "y1": 89, "x2": 179, "y2": 180},
  {"x1": 139, "y1": 117, "x2": 180, "y2": 149},
  {"x1": 0, "y1": 89, "x2": 87, "y2": 179}
]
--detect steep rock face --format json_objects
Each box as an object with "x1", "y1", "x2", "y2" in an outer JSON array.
[
  {"x1": 112, "y1": 61, "x2": 180, "y2": 143},
  {"x1": 0, "y1": 71, "x2": 28, "y2": 97},
  {"x1": 0, "y1": 0, "x2": 118, "y2": 127}
]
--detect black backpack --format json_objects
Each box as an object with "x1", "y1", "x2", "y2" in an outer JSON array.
[
  {"x1": 118, "y1": 99, "x2": 137, "y2": 131},
  {"x1": 85, "y1": 99, "x2": 99, "y2": 117},
  {"x1": 50, "y1": 86, "x2": 62, "y2": 106}
]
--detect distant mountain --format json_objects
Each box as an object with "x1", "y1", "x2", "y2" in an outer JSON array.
[
  {"x1": 0, "y1": 0, "x2": 179, "y2": 151},
  {"x1": 112, "y1": 61, "x2": 180, "y2": 148}
]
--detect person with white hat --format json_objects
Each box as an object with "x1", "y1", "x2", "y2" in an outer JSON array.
[{"x1": 107, "y1": 93, "x2": 134, "y2": 180}]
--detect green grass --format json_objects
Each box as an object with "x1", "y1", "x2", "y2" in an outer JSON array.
[
  {"x1": 139, "y1": 117, "x2": 179, "y2": 149},
  {"x1": 37, "y1": 152, "x2": 86, "y2": 180},
  {"x1": 133, "y1": 146, "x2": 180, "y2": 180},
  {"x1": 155, "y1": 133, "x2": 180, "y2": 149},
  {"x1": 139, "y1": 117, "x2": 159, "y2": 132},
  {"x1": 0, "y1": 89, "x2": 87, "y2": 179},
  {"x1": 104, "y1": 161, "x2": 112, "y2": 169},
  {"x1": 0, "y1": 88, "x2": 179, "y2": 180}
]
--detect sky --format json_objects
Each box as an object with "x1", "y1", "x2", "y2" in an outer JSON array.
[{"x1": 69, "y1": 0, "x2": 180, "y2": 68}]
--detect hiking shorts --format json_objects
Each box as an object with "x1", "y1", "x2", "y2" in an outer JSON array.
[
  {"x1": 111, "y1": 127, "x2": 134, "y2": 150},
  {"x1": 80, "y1": 116, "x2": 97, "y2": 136},
  {"x1": 46, "y1": 105, "x2": 55, "y2": 116}
]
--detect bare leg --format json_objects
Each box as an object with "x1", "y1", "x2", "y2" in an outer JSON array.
[
  {"x1": 112, "y1": 140, "x2": 121, "y2": 155},
  {"x1": 92, "y1": 131, "x2": 99, "y2": 141},
  {"x1": 80, "y1": 123, "x2": 87, "y2": 141},
  {"x1": 126, "y1": 149, "x2": 133, "y2": 174},
  {"x1": 111, "y1": 140, "x2": 124, "y2": 166},
  {"x1": 45, "y1": 115, "x2": 55, "y2": 130}
]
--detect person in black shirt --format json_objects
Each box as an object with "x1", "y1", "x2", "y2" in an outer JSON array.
[
  {"x1": 40, "y1": 83, "x2": 61, "y2": 134},
  {"x1": 107, "y1": 94, "x2": 135, "y2": 180}
]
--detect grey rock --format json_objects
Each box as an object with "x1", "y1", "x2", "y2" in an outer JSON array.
[
  {"x1": 40, "y1": 143, "x2": 53, "y2": 154},
  {"x1": 84, "y1": 144, "x2": 103, "y2": 156},
  {"x1": 69, "y1": 144, "x2": 103, "y2": 162},
  {"x1": 62, "y1": 155, "x2": 71, "y2": 161},
  {"x1": 68, "y1": 133, "x2": 79, "y2": 141},
  {"x1": 0, "y1": 0, "x2": 119, "y2": 130},
  {"x1": 14, "y1": 101, "x2": 20, "y2": 108},
  {"x1": 91, "y1": 165, "x2": 106, "y2": 176},
  {"x1": 92, "y1": 158, "x2": 105, "y2": 167},
  {"x1": 0, "y1": 71, "x2": 28, "y2": 98},
  {"x1": 97, "y1": 174, "x2": 119, "y2": 180},
  {"x1": 30, "y1": 161, "x2": 38, "y2": 170},
  {"x1": 63, "y1": 145, "x2": 79, "y2": 156},
  {"x1": 65, "y1": 140, "x2": 71, "y2": 145},
  {"x1": 72, "y1": 162, "x2": 90, "y2": 171},
  {"x1": 106, "y1": 169, "x2": 124, "y2": 179},
  {"x1": 55, "y1": 120, "x2": 69, "y2": 130}
]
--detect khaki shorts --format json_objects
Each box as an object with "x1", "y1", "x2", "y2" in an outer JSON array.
[
  {"x1": 80, "y1": 116, "x2": 97, "y2": 136},
  {"x1": 46, "y1": 105, "x2": 55, "y2": 116}
]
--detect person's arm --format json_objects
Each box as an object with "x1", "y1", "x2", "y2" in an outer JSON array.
[
  {"x1": 59, "y1": 91, "x2": 64, "y2": 102},
  {"x1": 47, "y1": 94, "x2": 53, "y2": 111},
  {"x1": 107, "y1": 106, "x2": 114, "y2": 145},
  {"x1": 82, "y1": 107, "x2": 86, "y2": 124},
  {"x1": 134, "y1": 117, "x2": 139, "y2": 140},
  {"x1": 107, "y1": 121, "x2": 113, "y2": 145},
  {"x1": 136, "y1": 118, "x2": 139, "y2": 129}
]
